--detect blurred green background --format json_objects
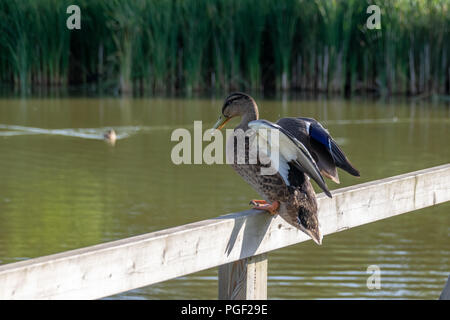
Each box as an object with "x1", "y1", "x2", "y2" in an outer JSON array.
[{"x1": 0, "y1": 0, "x2": 449, "y2": 96}]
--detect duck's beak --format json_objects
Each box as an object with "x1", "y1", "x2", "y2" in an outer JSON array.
[{"x1": 212, "y1": 115, "x2": 231, "y2": 130}]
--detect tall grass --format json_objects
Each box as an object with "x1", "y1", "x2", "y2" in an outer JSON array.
[
  {"x1": 238, "y1": 0, "x2": 267, "y2": 90},
  {"x1": 0, "y1": 0, "x2": 448, "y2": 95},
  {"x1": 142, "y1": 0, "x2": 178, "y2": 92},
  {"x1": 0, "y1": 0, "x2": 72, "y2": 93},
  {"x1": 268, "y1": 0, "x2": 299, "y2": 91}
]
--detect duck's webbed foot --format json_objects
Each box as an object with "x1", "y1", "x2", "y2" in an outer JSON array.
[
  {"x1": 249, "y1": 199, "x2": 268, "y2": 206},
  {"x1": 249, "y1": 200, "x2": 280, "y2": 215}
]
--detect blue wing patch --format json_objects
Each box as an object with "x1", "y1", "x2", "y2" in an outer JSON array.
[{"x1": 309, "y1": 122, "x2": 330, "y2": 151}]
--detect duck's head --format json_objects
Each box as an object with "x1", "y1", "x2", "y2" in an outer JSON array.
[
  {"x1": 104, "y1": 129, "x2": 117, "y2": 145},
  {"x1": 297, "y1": 212, "x2": 323, "y2": 245},
  {"x1": 213, "y1": 92, "x2": 259, "y2": 130}
]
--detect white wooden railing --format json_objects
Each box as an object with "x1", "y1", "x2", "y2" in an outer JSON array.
[{"x1": 0, "y1": 164, "x2": 449, "y2": 299}]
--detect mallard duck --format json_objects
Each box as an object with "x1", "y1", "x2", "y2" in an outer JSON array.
[
  {"x1": 212, "y1": 92, "x2": 359, "y2": 245},
  {"x1": 104, "y1": 129, "x2": 117, "y2": 146}
]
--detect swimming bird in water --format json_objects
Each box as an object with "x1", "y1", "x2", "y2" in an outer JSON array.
[
  {"x1": 104, "y1": 129, "x2": 117, "y2": 146},
  {"x1": 212, "y1": 92, "x2": 359, "y2": 244}
]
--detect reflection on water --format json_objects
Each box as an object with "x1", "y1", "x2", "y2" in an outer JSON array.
[{"x1": 0, "y1": 96, "x2": 449, "y2": 299}]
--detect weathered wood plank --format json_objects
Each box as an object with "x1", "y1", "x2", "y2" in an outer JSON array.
[
  {"x1": 0, "y1": 164, "x2": 449, "y2": 299},
  {"x1": 218, "y1": 254, "x2": 267, "y2": 300}
]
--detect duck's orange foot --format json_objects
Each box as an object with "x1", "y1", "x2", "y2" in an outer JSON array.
[
  {"x1": 249, "y1": 199, "x2": 268, "y2": 206},
  {"x1": 249, "y1": 200, "x2": 280, "y2": 215}
]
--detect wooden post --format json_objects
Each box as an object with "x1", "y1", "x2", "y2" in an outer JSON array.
[{"x1": 218, "y1": 254, "x2": 267, "y2": 300}]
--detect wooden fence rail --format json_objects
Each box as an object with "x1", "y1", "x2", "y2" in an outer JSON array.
[{"x1": 0, "y1": 164, "x2": 449, "y2": 299}]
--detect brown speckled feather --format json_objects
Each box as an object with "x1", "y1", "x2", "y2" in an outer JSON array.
[
  {"x1": 217, "y1": 92, "x2": 358, "y2": 244},
  {"x1": 227, "y1": 128, "x2": 319, "y2": 232}
]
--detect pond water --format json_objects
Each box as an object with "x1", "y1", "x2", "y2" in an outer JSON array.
[{"x1": 0, "y1": 95, "x2": 448, "y2": 299}]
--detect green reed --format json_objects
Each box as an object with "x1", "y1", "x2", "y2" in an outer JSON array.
[
  {"x1": 141, "y1": 0, "x2": 178, "y2": 92},
  {"x1": 0, "y1": 0, "x2": 448, "y2": 95}
]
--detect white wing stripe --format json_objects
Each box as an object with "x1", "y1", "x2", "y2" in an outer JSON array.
[{"x1": 248, "y1": 120, "x2": 331, "y2": 197}]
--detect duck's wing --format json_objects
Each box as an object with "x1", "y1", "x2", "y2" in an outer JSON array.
[
  {"x1": 248, "y1": 119, "x2": 332, "y2": 198},
  {"x1": 277, "y1": 117, "x2": 360, "y2": 184}
]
